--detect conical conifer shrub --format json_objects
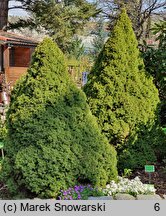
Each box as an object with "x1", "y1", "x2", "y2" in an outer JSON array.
[
  {"x1": 1, "y1": 38, "x2": 117, "y2": 198},
  {"x1": 84, "y1": 9, "x2": 159, "y2": 168}
]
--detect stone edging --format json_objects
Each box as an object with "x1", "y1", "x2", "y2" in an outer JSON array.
[
  {"x1": 1, "y1": 194, "x2": 165, "y2": 200},
  {"x1": 88, "y1": 193, "x2": 166, "y2": 200}
]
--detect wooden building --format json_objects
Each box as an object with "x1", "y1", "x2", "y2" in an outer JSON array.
[{"x1": 0, "y1": 31, "x2": 38, "y2": 104}]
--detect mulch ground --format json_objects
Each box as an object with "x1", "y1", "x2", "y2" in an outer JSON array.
[{"x1": 130, "y1": 163, "x2": 166, "y2": 198}]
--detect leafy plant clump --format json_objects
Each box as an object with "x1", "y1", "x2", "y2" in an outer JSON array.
[
  {"x1": 84, "y1": 9, "x2": 160, "y2": 169},
  {"x1": 0, "y1": 119, "x2": 7, "y2": 143},
  {"x1": 0, "y1": 38, "x2": 117, "y2": 198}
]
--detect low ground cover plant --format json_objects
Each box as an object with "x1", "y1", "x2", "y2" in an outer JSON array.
[
  {"x1": 103, "y1": 176, "x2": 156, "y2": 197},
  {"x1": 58, "y1": 176, "x2": 156, "y2": 200},
  {"x1": 58, "y1": 184, "x2": 104, "y2": 200}
]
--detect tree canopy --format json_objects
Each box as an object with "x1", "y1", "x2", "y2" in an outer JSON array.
[
  {"x1": 98, "y1": 0, "x2": 166, "y2": 40},
  {"x1": 2, "y1": 0, "x2": 99, "y2": 52}
]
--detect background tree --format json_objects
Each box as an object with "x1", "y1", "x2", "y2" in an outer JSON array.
[
  {"x1": 152, "y1": 19, "x2": 166, "y2": 49},
  {"x1": 2, "y1": 0, "x2": 99, "y2": 52},
  {"x1": 98, "y1": 0, "x2": 166, "y2": 41},
  {"x1": 92, "y1": 16, "x2": 107, "y2": 58},
  {"x1": 0, "y1": 0, "x2": 9, "y2": 30},
  {"x1": 0, "y1": 38, "x2": 117, "y2": 198},
  {"x1": 84, "y1": 9, "x2": 160, "y2": 170},
  {"x1": 0, "y1": 0, "x2": 99, "y2": 52},
  {"x1": 67, "y1": 36, "x2": 85, "y2": 60},
  {"x1": 143, "y1": 20, "x2": 166, "y2": 126}
]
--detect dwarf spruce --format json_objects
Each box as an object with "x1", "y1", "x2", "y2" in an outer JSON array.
[
  {"x1": 1, "y1": 38, "x2": 117, "y2": 198},
  {"x1": 84, "y1": 9, "x2": 160, "y2": 169}
]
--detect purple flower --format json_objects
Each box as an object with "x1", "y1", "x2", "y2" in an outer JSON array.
[
  {"x1": 63, "y1": 191, "x2": 68, "y2": 196},
  {"x1": 59, "y1": 184, "x2": 95, "y2": 200},
  {"x1": 79, "y1": 185, "x2": 84, "y2": 192},
  {"x1": 77, "y1": 195, "x2": 81, "y2": 199},
  {"x1": 74, "y1": 185, "x2": 79, "y2": 191},
  {"x1": 76, "y1": 191, "x2": 81, "y2": 196},
  {"x1": 87, "y1": 184, "x2": 93, "y2": 190}
]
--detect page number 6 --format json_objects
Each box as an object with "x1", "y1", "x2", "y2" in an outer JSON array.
[{"x1": 154, "y1": 203, "x2": 160, "y2": 211}]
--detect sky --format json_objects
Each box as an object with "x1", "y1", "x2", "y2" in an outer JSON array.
[
  {"x1": 8, "y1": 0, "x2": 166, "y2": 17},
  {"x1": 9, "y1": 1, "x2": 28, "y2": 16},
  {"x1": 8, "y1": 0, "x2": 96, "y2": 16}
]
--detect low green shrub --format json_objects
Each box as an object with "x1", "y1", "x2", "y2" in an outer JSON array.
[{"x1": 118, "y1": 124, "x2": 166, "y2": 170}]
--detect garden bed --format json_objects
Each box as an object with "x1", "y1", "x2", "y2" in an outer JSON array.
[{"x1": 130, "y1": 163, "x2": 166, "y2": 198}]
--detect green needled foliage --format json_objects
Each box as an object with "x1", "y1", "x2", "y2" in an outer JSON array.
[
  {"x1": 9, "y1": 0, "x2": 99, "y2": 53},
  {"x1": 1, "y1": 38, "x2": 117, "y2": 198},
  {"x1": 84, "y1": 9, "x2": 160, "y2": 169}
]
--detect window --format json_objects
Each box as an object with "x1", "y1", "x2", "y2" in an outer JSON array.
[
  {"x1": 9, "y1": 47, "x2": 15, "y2": 67},
  {"x1": 9, "y1": 47, "x2": 31, "y2": 67}
]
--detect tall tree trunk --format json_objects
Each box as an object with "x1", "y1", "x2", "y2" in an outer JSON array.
[{"x1": 0, "y1": 0, "x2": 9, "y2": 30}]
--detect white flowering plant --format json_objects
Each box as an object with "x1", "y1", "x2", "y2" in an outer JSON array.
[{"x1": 103, "y1": 176, "x2": 156, "y2": 197}]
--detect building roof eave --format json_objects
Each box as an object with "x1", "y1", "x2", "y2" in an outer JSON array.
[{"x1": 0, "y1": 31, "x2": 38, "y2": 47}]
